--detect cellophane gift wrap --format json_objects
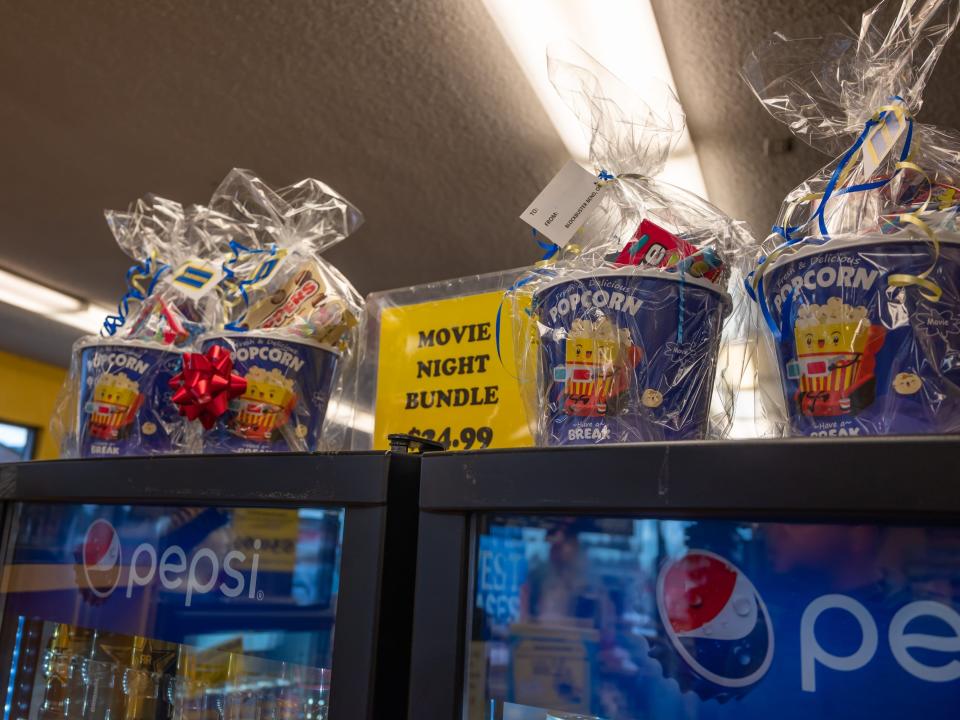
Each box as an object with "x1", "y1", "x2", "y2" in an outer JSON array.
[
  {"x1": 196, "y1": 169, "x2": 364, "y2": 453},
  {"x1": 743, "y1": 0, "x2": 960, "y2": 437},
  {"x1": 54, "y1": 197, "x2": 238, "y2": 457},
  {"x1": 508, "y1": 45, "x2": 756, "y2": 446}
]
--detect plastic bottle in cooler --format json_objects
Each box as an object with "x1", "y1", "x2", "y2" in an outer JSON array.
[
  {"x1": 121, "y1": 637, "x2": 161, "y2": 720},
  {"x1": 38, "y1": 624, "x2": 72, "y2": 720}
]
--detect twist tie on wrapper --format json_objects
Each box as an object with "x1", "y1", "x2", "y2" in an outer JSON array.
[
  {"x1": 102, "y1": 254, "x2": 170, "y2": 336},
  {"x1": 595, "y1": 169, "x2": 648, "y2": 191},
  {"x1": 749, "y1": 98, "x2": 943, "y2": 335},
  {"x1": 169, "y1": 345, "x2": 247, "y2": 429}
]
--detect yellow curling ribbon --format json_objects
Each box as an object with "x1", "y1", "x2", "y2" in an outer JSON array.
[
  {"x1": 750, "y1": 101, "x2": 945, "y2": 305},
  {"x1": 886, "y1": 160, "x2": 943, "y2": 302},
  {"x1": 535, "y1": 242, "x2": 581, "y2": 269},
  {"x1": 129, "y1": 251, "x2": 161, "y2": 297}
]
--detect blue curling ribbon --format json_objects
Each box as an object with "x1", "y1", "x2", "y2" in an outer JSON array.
[
  {"x1": 532, "y1": 228, "x2": 559, "y2": 261},
  {"x1": 493, "y1": 231, "x2": 563, "y2": 364},
  {"x1": 751, "y1": 97, "x2": 914, "y2": 335},
  {"x1": 752, "y1": 232, "x2": 807, "y2": 333},
  {"x1": 813, "y1": 99, "x2": 913, "y2": 242},
  {"x1": 224, "y1": 320, "x2": 248, "y2": 332},
  {"x1": 815, "y1": 120, "x2": 880, "y2": 239},
  {"x1": 756, "y1": 274, "x2": 778, "y2": 340},
  {"x1": 494, "y1": 272, "x2": 546, "y2": 364},
  {"x1": 772, "y1": 225, "x2": 801, "y2": 243},
  {"x1": 102, "y1": 257, "x2": 170, "y2": 336},
  {"x1": 221, "y1": 240, "x2": 280, "y2": 330},
  {"x1": 757, "y1": 265, "x2": 805, "y2": 344},
  {"x1": 775, "y1": 284, "x2": 804, "y2": 346},
  {"x1": 598, "y1": 168, "x2": 614, "y2": 181}
]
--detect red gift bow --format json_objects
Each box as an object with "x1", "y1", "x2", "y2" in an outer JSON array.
[{"x1": 169, "y1": 345, "x2": 247, "y2": 429}]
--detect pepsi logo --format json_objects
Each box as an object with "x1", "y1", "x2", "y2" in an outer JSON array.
[
  {"x1": 656, "y1": 550, "x2": 774, "y2": 691},
  {"x1": 81, "y1": 519, "x2": 122, "y2": 598}
]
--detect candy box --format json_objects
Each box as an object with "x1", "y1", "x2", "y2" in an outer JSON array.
[
  {"x1": 611, "y1": 219, "x2": 725, "y2": 283},
  {"x1": 75, "y1": 339, "x2": 186, "y2": 456},
  {"x1": 198, "y1": 332, "x2": 339, "y2": 453},
  {"x1": 532, "y1": 270, "x2": 729, "y2": 445},
  {"x1": 242, "y1": 259, "x2": 358, "y2": 348},
  {"x1": 761, "y1": 235, "x2": 960, "y2": 436}
]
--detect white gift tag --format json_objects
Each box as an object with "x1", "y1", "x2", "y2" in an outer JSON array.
[
  {"x1": 862, "y1": 100, "x2": 908, "y2": 177},
  {"x1": 169, "y1": 259, "x2": 224, "y2": 300},
  {"x1": 520, "y1": 160, "x2": 603, "y2": 247}
]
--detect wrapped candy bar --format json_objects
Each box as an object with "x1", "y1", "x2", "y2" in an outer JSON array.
[
  {"x1": 508, "y1": 45, "x2": 755, "y2": 446},
  {"x1": 54, "y1": 197, "x2": 238, "y2": 457},
  {"x1": 743, "y1": 0, "x2": 960, "y2": 436},
  {"x1": 191, "y1": 169, "x2": 364, "y2": 453}
]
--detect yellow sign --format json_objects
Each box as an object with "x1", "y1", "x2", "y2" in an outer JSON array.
[
  {"x1": 373, "y1": 290, "x2": 534, "y2": 450},
  {"x1": 231, "y1": 508, "x2": 298, "y2": 572}
]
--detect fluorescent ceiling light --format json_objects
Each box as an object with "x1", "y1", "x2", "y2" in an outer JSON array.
[
  {"x1": 0, "y1": 267, "x2": 112, "y2": 334},
  {"x1": 49, "y1": 305, "x2": 115, "y2": 334},
  {"x1": 482, "y1": 0, "x2": 708, "y2": 198}
]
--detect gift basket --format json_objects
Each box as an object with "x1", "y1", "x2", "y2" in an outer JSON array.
[
  {"x1": 509, "y1": 45, "x2": 755, "y2": 446},
  {"x1": 743, "y1": 0, "x2": 960, "y2": 436},
  {"x1": 55, "y1": 196, "x2": 236, "y2": 457},
  {"x1": 186, "y1": 169, "x2": 364, "y2": 453}
]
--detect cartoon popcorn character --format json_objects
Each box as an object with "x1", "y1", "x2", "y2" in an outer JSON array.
[
  {"x1": 86, "y1": 372, "x2": 144, "y2": 440},
  {"x1": 231, "y1": 366, "x2": 298, "y2": 441},
  {"x1": 555, "y1": 316, "x2": 643, "y2": 417},
  {"x1": 788, "y1": 297, "x2": 886, "y2": 416}
]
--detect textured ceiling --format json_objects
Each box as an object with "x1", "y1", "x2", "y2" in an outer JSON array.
[
  {"x1": 0, "y1": 0, "x2": 569, "y2": 364},
  {"x1": 650, "y1": 0, "x2": 960, "y2": 242},
  {"x1": 2, "y1": 0, "x2": 960, "y2": 368}
]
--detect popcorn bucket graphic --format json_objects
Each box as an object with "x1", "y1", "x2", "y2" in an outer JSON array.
[
  {"x1": 88, "y1": 376, "x2": 144, "y2": 439},
  {"x1": 762, "y1": 236, "x2": 960, "y2": 436},
  {"x1": 76, "y1": 340, "x2": 184, "y2": 456},
  {"x1": 533, "y1": 271, "x2": 729, "y2": 445},
  {"x1": 787, "y1": 302, "x2": 887, "y2": 417},
  {"x1": 232, "y1": 367, "x2": 298, "y2": 441},
  {"x1": 199, "y1": 333, "x2": 340, "y2": 453},
  {"x1": 558, "y1": 320, "x2": 643, "y2": 418}
]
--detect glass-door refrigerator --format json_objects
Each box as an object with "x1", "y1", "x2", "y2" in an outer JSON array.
[
  {"x1": 408, "y1": 439, "x2": 960, "y2": 720},
  {"x1": 0, "y1": 451, "x2": 420, "y2": 720}
]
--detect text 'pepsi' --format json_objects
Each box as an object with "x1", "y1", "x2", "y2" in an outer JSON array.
[{"x1": 126, "y1": 537, "x2": 262, "y2": 607}]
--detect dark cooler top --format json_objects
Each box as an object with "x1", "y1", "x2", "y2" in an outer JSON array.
[
  {"x1": 0, "y1": 452, "x2": 409, "y2": 505},
  {"x1": 419, "y1": 437, "x2": 960, "y2": 519}
]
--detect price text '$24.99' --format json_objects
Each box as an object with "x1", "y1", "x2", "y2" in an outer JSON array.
[{"x1": 406, "y1": 426, "x2": 493, "y2": 450}]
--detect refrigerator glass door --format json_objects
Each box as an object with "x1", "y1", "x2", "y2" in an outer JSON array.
[
  {"x1": 466, "y1": 514, "x2": 960, "y2": 720},
  {"x1": 0, "y1": 502, "x2": 344, "y2": 720}
]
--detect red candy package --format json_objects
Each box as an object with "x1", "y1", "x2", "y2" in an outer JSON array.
[{"x1": 613, "y1": 219, "x2": 724, "y2": 283}]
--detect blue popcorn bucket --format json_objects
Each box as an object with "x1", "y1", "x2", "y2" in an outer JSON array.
[
  {"x1": 761, "y1": 235, "x2": 960, "y2": 436},
  {"x1": 199, "y1": 332, "x2": 340, "y2": 453},
  {"x1": 532, "y1": 270, "x2": 729, "y2": 445},
  {"x1": 76, "y1": 339, "x2": 185, "y2": 457}
]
